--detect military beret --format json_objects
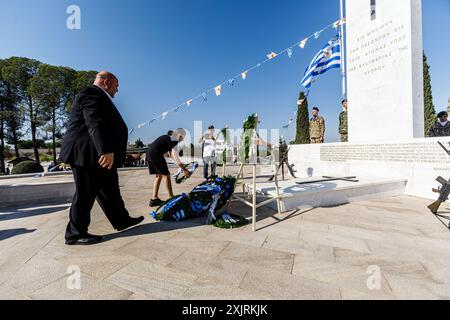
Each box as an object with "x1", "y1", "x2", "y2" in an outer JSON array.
[{"x1": 438, "y1": 111, "x2": 448, "y2": 118}]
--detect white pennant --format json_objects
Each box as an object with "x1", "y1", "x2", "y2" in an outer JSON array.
[
  {"x1": 162, "y1": 112, "x2": 169, "y2": 120},
  {"x1": 242, "y1": 71, "x2": 248, "y2": 80},
  {"x1": 267, "y1": 52, "x2": 277, "y2": 60},
  {"x1": 333, "y1": 20, "x2": 340, "y2": 30},
  {"x1": 299, "y1": 38, "x2": 308, "y2": 49},
  {"x1": 215, "y1": 85, "x2": 222, "y2": 96}
]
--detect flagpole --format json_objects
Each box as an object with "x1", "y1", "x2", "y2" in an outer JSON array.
[{"x1": 339, "y1": 0, "x2": 347, "y2": 98}]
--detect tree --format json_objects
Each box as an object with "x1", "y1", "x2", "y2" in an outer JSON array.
[
  {"x1": 423, "y1": 53, "x2": 436, "y2": 136},
  {"x1": 68, "y1": 70, "x2": 98, "y2": 112},
  {"x1": 29, "y1": 65, "x2": 76, "y2": 165},
  {"x1": 295, "y1": 91, "x2": 310, "y2": 144},
  {"x1": 0, "y1": 59, "x2": 6, "y2": 173},
  {"x1": 2, "y1": 57, "x2": 42, "y2": 163}
]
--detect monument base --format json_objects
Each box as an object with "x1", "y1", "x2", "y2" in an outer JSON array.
[
  {"x1": 288, "y1": 137, "x2": 450, "y2": 200},
  {"x1": 247, "y1": 178, "x2": 407, "y2": 212}
]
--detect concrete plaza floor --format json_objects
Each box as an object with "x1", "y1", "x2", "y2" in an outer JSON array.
[{"x1": 1, "y1": 166, "x2": 450, "y2": 300}]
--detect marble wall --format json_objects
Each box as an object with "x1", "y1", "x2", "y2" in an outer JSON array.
[{"x1": 289, "y1": 137, "x2": 450, "y2": 200}]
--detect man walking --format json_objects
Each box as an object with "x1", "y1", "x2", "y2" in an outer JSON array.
[
  {"x1": 339, "y1": 99, "x2": 348, "y2": 142},
  {"x1": 309, "y1": 107, "x2": 325, "y2": 144},
  {"x1": 60, "y1": 71, "x2": 144, "y2": 246}
]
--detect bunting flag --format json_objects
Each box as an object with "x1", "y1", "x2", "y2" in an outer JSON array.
[
  {"x1": 215, "y1": 85, "x2": 222, "y2": 96},
  {"x1": 314, "y1": 30, "x2": 322, "y2": 39},
  {"x1": 301, "y1": 35, "x2": 342, "y2": 89},
  {"x1": 333, "y1": 20, "x2": 340, "y2": 30},
  {"x1": 267, "y1": 52, "x2": 277, "y2": 60},
  {"x1": 129, "y1": 19, "x2": 344, "y2": 133},
  {"x1": 137, "y1": 122, "x2": 147, "y2": 129}
]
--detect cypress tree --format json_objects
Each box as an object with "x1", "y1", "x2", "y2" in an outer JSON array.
[
  {"x1": 295, "y1": 91, "x2": 310, "y2": 144},
  {"x1": 423, "y1": 53, "x2": 436, "y2": 136}
]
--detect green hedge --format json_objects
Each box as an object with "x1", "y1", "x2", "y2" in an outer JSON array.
[{"x1": 11, "y1": 161, "x2": 44, "y2": 175}]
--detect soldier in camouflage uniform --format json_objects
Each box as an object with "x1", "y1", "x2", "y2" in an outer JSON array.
[
  {"x1": 429, "y1": 111, "x2": 450, "y2": 137},
  {"x1": 339, "y1": 99, "x2": 348, "y2": 142},
  {"x1": 309, "y1": 107, "x2": 325, "y2": 144}
]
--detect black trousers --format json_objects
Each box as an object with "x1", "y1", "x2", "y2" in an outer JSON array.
[{"x1": 65, "y1": 166, "x2": 130, "y2": 240}]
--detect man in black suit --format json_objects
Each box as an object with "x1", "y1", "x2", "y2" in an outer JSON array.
[{"x1": 60, "y1": 71, "x2": 144, "y2": 245}]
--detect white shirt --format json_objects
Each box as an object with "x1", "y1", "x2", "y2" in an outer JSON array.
[
  {"x1": 95, "y1": 85, "x2": 114, "y2": 102},
  {"x1": 203, "y1": 139, "x2": 216, "y2": 158}
]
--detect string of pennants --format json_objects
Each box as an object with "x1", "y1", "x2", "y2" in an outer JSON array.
[{"x1": 130, "y1": 18, "x2": 346, "y2": 135}]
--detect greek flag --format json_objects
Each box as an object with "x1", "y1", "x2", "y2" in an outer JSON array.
[{"x1": 301, "y1": 35, "x2": 342, "y2": 89}]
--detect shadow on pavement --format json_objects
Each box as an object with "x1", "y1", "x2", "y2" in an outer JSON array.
[
  {"x1": 102, "y1": 217, "x2": 206, "y2": 243},
  {"x1": 0, "y1": 203, "x2": 71, "y2": 222}
]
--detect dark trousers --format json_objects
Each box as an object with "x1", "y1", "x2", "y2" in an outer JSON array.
[
  {"x1": 203, "y1": 157, "x2": 217, "y2": 179},
  {"x1": 65, "y1": 166, "x2": 130, "y2": 240}
]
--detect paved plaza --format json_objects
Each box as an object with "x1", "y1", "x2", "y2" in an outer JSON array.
[{"x1": 1, "y1": 167, "x2": 450, "y2": 300}]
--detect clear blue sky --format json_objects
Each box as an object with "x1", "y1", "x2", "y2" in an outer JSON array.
[{"x1": 1, "y1": 0, "x2": 449, "y2": 144}]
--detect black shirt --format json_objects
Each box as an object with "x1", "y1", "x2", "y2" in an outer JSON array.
[{"x1": 147, "y1": 135, "x2": 179, "y2": 158}]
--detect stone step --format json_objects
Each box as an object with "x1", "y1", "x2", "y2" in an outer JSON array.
[{"x1": 247, "y1": 178, "x2": 408, "y2": 212}]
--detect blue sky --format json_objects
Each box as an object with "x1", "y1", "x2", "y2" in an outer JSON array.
[{"x1": 1, "y1": 0, "x2": 449, "y2": 144}]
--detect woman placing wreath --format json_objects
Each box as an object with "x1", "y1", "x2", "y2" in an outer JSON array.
[{"x1": 147, "y1": 128, "x2": 191, "y2": 207}]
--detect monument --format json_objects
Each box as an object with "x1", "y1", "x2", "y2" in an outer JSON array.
[
  {"x1": 287, "y1": 0, "x2": 450, "y2": 202},
  {"x1": 346, "y1": 0, "x2": 424, "y2": 142}
]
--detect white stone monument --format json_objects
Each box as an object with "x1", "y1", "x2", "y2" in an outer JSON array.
[{"x1": 346, "y1": 0, "x2": 424, "y2": 142}]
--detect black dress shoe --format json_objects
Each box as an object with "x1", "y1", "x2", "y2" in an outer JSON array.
[
  {"x1": 116, "y1": 216, "x2": 145, "y2": 232},
  {"x1": 149, "y1": 198, "x2": 164, "y2": 207},
  {"x1": 65, "y1": 234, "x2": 103, "y2": 246}
]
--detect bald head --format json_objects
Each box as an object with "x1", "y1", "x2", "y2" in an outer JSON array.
[{"x1": 94, "y1": 71, "x2": 119, "y2": 98}]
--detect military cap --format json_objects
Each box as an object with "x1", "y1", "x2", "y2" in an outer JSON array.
[{"x1": 438, "y1": 111, "x2": 448, "y2": 119}]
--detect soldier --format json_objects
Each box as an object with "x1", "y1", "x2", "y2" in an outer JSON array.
[
  {"x1": 309, "y1": 107, "x2": 325, "y2": 144},
  {"x1": 429, "y1": 111, "x2": 450, "y2": 137},
  {"x1": 339, "y1": 99, "x2": 348, "y2": 142}
]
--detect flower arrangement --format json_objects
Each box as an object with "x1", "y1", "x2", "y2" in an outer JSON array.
[
  {"x1": 150, "y1": 176, "x2": 237, "y2": 223},
  {"x1": 173, "y1": 162, "x2": 199, "y2": 184}
]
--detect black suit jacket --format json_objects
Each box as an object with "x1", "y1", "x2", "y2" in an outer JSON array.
[{"x1": 60, "y1": 85, "x2": 128, "y2": 168}]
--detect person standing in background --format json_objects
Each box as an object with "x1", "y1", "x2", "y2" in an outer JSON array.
[
  {"x1": 309, "y1": 107, "x2": 325, "y2": 144},
  {"x1": 429, "y1": 111, "x2": 450, "y2": 137},
  {"x1": 199, "y1": 125, "x2": 217, "y2": 180}
]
